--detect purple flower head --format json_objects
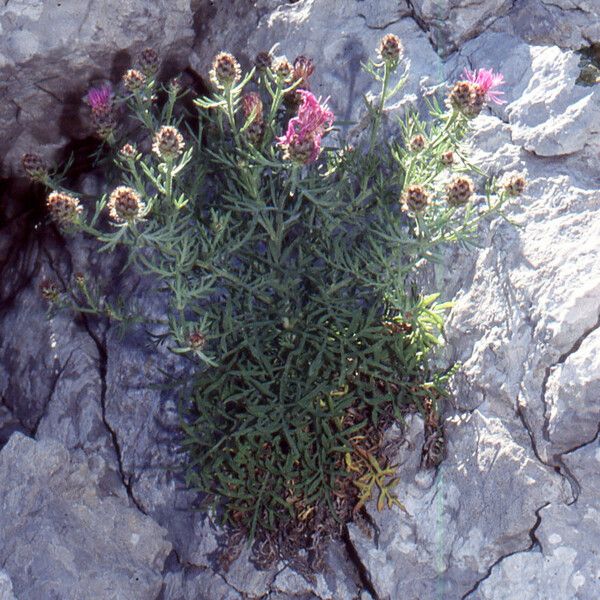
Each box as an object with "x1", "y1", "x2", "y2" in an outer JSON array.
[
  {"x1": 463, "y1": 68, "x2": 506, "y2": 105},
  {"x1": 277, "y1": 90, "x2": 334, "y2": 164},
  {"x1": 86, "y1": 85, "x2": 113, "y2": 110}
]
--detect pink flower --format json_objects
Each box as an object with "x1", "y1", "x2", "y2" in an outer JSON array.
[
  {"x1": 463, "y1": 68, "x2": 506, "y2": 105},
  {"x1": 86, "y1": 85, "x2": 113, "y2": 110},
  {"x1": 277, "y1": 90, "x2": 334, "y2": 164}
]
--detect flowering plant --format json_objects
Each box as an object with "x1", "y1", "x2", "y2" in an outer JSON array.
[{"x1": 29, "y1": 39, "x2": 522, "y2": 562}]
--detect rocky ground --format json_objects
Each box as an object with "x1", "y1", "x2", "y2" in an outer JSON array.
[{"x1": 1, "y1": 1, "x2": 599, "y2": 599}]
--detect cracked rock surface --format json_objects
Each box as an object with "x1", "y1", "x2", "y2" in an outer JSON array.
[
  {"x1": 0, "y1": 433, "x2": 172, "y2": 599},
  {"x1": 1, "y1": 1, "x2": 600, "y2": 599}
]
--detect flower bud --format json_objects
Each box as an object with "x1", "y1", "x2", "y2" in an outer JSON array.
[
  {"x1": 255, "y1": 51, "x2": 273, "y2": 71},
  {"x1": 46, "y1": 191, "x2": 83, "y2": 226},
  {"x1": 21, "y1": 153, "x2": 49, "y2": 183},
  {"x1": 209, "y1": 52, "x2": 242, "y2": 89},
  {"x1": 447, "y1": 81, "x2": 485, "y2": 118},
  {"x1": 446, "y1": 176, "x2": 474, "y2": 207},
  {"x1": 378, "y1": 34, "x2": 403, "y2": 67},
  {"x1": 245, "y1": 120, "x2": 264, "y2": 145},
  {"x1": 40, "y1": 279, "x2": 60, "y2": 303},
  {"x1": 119, "y1": 143, "x2": 138, "y2": 160},
  {"x1": 401, "y1": 185, "x2": 429, "y2": 213},
  {"x1": 293, "y1": 55, "x2": 315, "y2": 87},
  {"x1": 152, "y1": 126, "x2": 185, "y2": 160},
  {"x1": 138, "y1": 47, "x2": 159, "y2": 76},
  {"x1": 91, "y1": 105, "x2": 117, "y2": 139},
  {"x1": 189, "y1": 331, "x2": 206, "y2": 350},
  {"x1": 241, "y1": 92, "x2": 263, "y2": 121},
  {"x1": 123, "y1": 68, "x2": 146, "y2": 92},
  {"x1": 273, "y1": 57, "x2": 293, "y2": 82},
  {"x1": 409, "y1": 134, "x2": 426, "y2": 152},
  {"x1": 108, "y1": 186, "x2": 144, "y2": 222},
  {"x1": 502, "y1": 172, "x2": 526, "y2": 197},
  {"x1": 441, "y1": 151, "x2": 454, "y2": 166}
]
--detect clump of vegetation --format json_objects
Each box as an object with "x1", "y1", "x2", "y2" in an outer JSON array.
[
  {"x1": 576, "y1": 43, "x2": 600, "y2": 85},
  {"x1": 27, "y1": 37, "x2": 523, "y2": 566}
]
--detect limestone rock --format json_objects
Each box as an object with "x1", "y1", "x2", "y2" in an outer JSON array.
[
  {"x1": 409, "y1": 0, "x2": 513, "y2": 54},
  {"x1": 472, "y1": 437, "x2": 600, "y2": 599},
  {"x1": 191, "y1": 0, "x2": 444, "y2": 124},
  {"x1": 0, "y1": 570, "x2": 16, "y2": 600},
  {"x1": 0, "y1": 433, "x2": 172, "y2": 600}
]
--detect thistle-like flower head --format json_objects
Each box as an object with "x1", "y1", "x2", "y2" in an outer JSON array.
[
  {"x1": 138, "y1": 47, "x2": 159, "y2": 76},
  {"x1": 273, "y1": 56, "x2": 293, "y2": 82},
  {"x1": 446, "y1": 176, "x2": 474, "y2": 207},
  {"x1": 152, "y1": 126, "x2": 185, "y2": 160},
  {"x1": 210, "y1": 52, "x2": 242, "y2": 89},
  {"x1": 463, "y1": 68, "x2": 506, "y2": 105},
  {"x1": 22, "y1": 153, "x2": 49, "y2": 182},
  {"x1": 401, "y1": 185, "x2": 429, "y2": 213},
  {"x1": 108, "y1": 186, "x2": 145, "y2": 222},
  {"x1": 255, "y1": 51, "x2": 273, "y2": 71},
  {"x1": 293, "y1": 55, "x2": 315, "y2": 86},
  {"x1": 501, "y1": 172, "x2": 527, "y2": 197},
  {"x1": 123, "y1": 69, "x2": 146, "y2": 92},
  {"x1": 277, "y1": 90, "x2": 334, "y2": 164},
  {"x1": 46, "y1": 191, "x2": 83, "y2": 226},
  {"x1": 86, "y1": 85, "x2": 113, "y2": 111},
  {"x1": 378, "y1": 34, "x2": 403, "y2": 67}
]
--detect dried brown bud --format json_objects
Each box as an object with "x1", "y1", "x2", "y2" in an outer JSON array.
[
  {"x1": 273, "y1": 57, "x2": 293, "y2": 82},
  {"x1": 189, "y1": 331, "x2": 206, "y2": 350},
  {"x1": 210, "y1": 52, "x2": 242, "y2": 89},
  {"x1": 46, "y1": 191, "x2": 83, "y2": 226},
  {"x1": 245, "y1": 120, "x2": 264, "y2": 145},
  {"x1": 255, "y1": 51, "x2": 273, "y2": 71},
  {"x1": 74, "y1": 272, "x2": 86, "y2": 287},
  {"x1": 21, "y1": 153, "x2": 49, "y2": 182},
  {"x1": 409, "y1": 134, "x2": 426, "y2": 152},
  {"x1": 152, "y1": 126, "x2": 185, "y2": 160},
  {"x1": 293, "y1": 55, "x2": 315, "y2": 86},
  {"x1": 378, "y1": 34, "x2": 403, "y2": 66},
  {"x1": 108, "y1": 186, "x2": 144, "y2": 222},
  {"x1": 123, "y1": 69, "x2": 146, "y2": 92},
  {"x1": 446, "y1": 176, "x2": 474, "y2": 207},
  {"x1": 40, "y1": 279, "x2": 60, "y2": 303},
  {"x1": 241, "y1": 92, "x2": 263, "y2": 122},
  {"x1": 502, "y1": 172, "x2": 526, "y2": 197},
  {"x1": 441, "y1": 151, "x2": 454, "y2": 166},
  {"x1": 138, "y1": 47, "x2": 159, "y2": 76},
  {"x1": 401, "y1": 185, "x2": 429, "y2": 213}
]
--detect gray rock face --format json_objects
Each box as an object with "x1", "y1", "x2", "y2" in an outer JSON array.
[
  {"x1": 0, "y1": 570, "x2": 16, "y2": 600},
  {"x1": 191, "y1": 0, "x2": 443, "y2": 124},
  {"x1": 0, "y1": 0, "x2": 194, "y2": 177},
  {"x1": 0, "y1": 433, "x2": 172, "y2": 600},
  {"x1": 410, "y1": 0, "x2": 513, "y2": 54}
]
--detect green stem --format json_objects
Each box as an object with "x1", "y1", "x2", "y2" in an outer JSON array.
[{"x1": 370, "y1": 64, "x2": 390, "y2": 150}]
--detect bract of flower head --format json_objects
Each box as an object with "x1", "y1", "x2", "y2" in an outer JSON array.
[
  {"x1": 241, "y1": 92, "x2": 263, "y2": 122},
  {"x1": 463, "y1": 68, "x2": 506, "y2": 105},
  {"x1": 276, "y1": 90, "x2": 334, "y2": 164}
]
